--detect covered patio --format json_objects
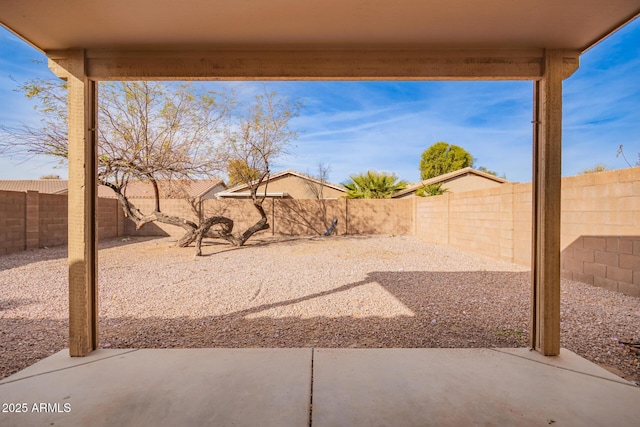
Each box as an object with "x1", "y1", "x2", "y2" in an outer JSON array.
[
  {"x1": 1, "y1": 0, "x2": 639, "y2": 424},
  {"x1": 1, "y1": 347, "x2": 639, "y2": 426}
]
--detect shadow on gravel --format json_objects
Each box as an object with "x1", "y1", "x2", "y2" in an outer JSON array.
[
  {"x1": 3, "y1": 270, "x2": 638, "y2": 383},
  {"x1": 0, "y1": 298, "x2": 39, "y2": 311},
  {"x1": 194, "y1": 235, "x2": 358, "y2": 257},
  {"x1": 96, "y1": 271, "x2": 532, "y2": 350},
  {"x1": 0, "y1": 236, "x2": 165, "y2": 271}
]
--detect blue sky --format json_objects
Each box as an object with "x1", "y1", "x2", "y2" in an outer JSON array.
[{"x1": 1, "y1": 18, "x2": 638, "y2": 184}]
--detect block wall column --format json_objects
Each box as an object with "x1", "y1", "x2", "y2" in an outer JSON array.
[
  {"x1": 531, "y1": 50, "x2": 563, "y2": 356},
  {"x1": 25, "y1": 190, "x2": 40, "y2": 249},
  {"x1": 62, "y1": 51, "x2": 99, "y2": 356}
]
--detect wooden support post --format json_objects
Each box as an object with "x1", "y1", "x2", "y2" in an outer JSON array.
[
  {"x1": 530, "y1": 50, "x2": 563, "y2": 356},
  {"x1": 62, "y1": 51, "x2": 99, "y2": 356}
]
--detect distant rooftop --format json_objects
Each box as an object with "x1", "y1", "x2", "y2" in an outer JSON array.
[
  {"x1": 224, "y1": 169, "x2": 346, "y2": 194},
  {"x1": 0, "y1": 179, "x2": 68, "y2": 195},
  {"x1": 393, "y1": 167, "x2": 509, "y2": 198},
  {"x1": 0, "y1": 179, "x2": 226, "y2": 199}
]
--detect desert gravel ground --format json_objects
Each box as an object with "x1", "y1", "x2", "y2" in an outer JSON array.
[{"x1": 1, "y1": 235, "x2": 639, "y2": 384}]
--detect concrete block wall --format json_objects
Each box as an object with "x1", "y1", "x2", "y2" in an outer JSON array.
[
  {"x1": 25, "y1": 191, "x2": 40, "y2": 249},
  {"x1": 274, "y1": 199, "x2": 346, "y2": 236},
  {"x1": 39, "y1": 193, "x2": 68, "y2": 248},
  {"x1": 512, "y1": 183, "x2": 533, "y2": 266},
  {"x1": 416, "y1": 185, "x2": 516, "y2": 264},
  {"x1": 0, "y1": 190, "x2": 27, "y2": 255},
  {"x1": 416, "y1": 194, "x2": 449, "y2": 244},
  {"x1": 559, "y1": 167, "x2": 640, "y2": 296},
  {"x1": 415, "y1": 167, "x2": 640, "y2": 297},
  {"x1": 98, "y1": 197, "x2": 125, "y2": 239},
  {"x1": 0, "y1": 190, "x2": 124, "y2": 254},
  {"x1": 447, "y1": 186, "x2": 509, "y2": 261},
  {"x1": 125, "y1": 198, "x2": 415, "y2": 238},
  {"x1": 560, "y1": 167, "x2": 640, "y2": 248},
  {"x1": 346, "y1": 199, "x2": 413, "y2": 235},
  {"x1": 499, "y1": 183, "x2": 516, "y2": 263},
  {"x1": 561, "y1": 236, "x2": 640, "y2": 296}
]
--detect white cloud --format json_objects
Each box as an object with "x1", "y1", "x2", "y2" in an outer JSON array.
[{"x1": 0, "y1": 20, "x2": 638, "y2": 182}]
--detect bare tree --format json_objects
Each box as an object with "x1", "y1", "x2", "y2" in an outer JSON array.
[
  {"x1": 1, "y1": 79, "x2": 233, "y2": 247},
  {"x1": 193, "y1": 90, "x2": 302, "y2": 254},
  {"x1": 95, "y1": 81, "x2": 234, "y2": 246},
  {"x1": 281, "y1": 162, "x2": 338, "y2": 236},
  {"x1": 306, "y1": 162, "x2": 333, "y2": 232},
  {"x1": 306, "y1": 162, "x2": 331, "y2": 200},
  {"x1": 1, "y1": 79, "x2": 302, "y2": 254}
]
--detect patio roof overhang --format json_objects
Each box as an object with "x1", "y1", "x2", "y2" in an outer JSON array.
[
  {"x1": 1, "y1": 1, "x2": 638, "y2": 358},
  {"x1": 1, "y1": 0, "x2": 638, "y2": 53},
  {"x1": 1, "y1": 1, "x2": 639, "y2": 81}
]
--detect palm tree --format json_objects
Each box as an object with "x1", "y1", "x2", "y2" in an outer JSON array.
[
  {"x1": 416, "y1": 182, "x2": 449, "y2": 197},
  {"x1": 343, "y1": 170, "x2": 408, "y2": 199}
]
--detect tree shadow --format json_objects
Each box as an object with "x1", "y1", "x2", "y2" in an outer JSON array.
[
  {"x1": 3, "y1": 270, "x2": 639, "y2": 383},
  {"x1": 274, "y1": 199, "x2": 340, "y2": 236},
  {"x1": 85, "y1": 271, "x2": 535, "y2": 351},
  {"x1": 0, "y1": 236, "x2": 166, "y2": 271},
  {"x1": 0, "y1": 298, "x2": 38, "y2": 311},
  {"x1": 194, "y1": 235, "x2": 333, "y2": 257}
]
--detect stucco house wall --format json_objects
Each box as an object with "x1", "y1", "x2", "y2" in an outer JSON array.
[
  {"x1": 223, "y1": 170, "x2": 346, "y2": 199},
  {"x1": 394, "y1": 167, "x2": 508, "y2": 199}
]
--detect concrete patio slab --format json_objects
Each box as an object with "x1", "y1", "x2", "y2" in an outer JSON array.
[
  {"x1": 0, "y1": 348, "x2": 312, "y2": 427},
  {"x1": 2, "y1": 347, "x2": 638, "y2": 426},
  {"x1": 0, "y1": 349, "x2": 137, "y2": 384},
  {"x1": 312, "y1": 348, "x2": 640, "y2": 427},
  {"x1": 491, "y1": 347, "x2": 631, "y2": 384}
]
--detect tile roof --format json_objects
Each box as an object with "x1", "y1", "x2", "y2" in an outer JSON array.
[
  {"x1": 0, "y1": 179, "x2": 69, "y2": 194},
  {"x1": 392, "y1": 167, "x2": 509, "y2": 198},
  {"x1": 99, "y1": 179, "x2": 226, "y2": 199},
  {"x1": 225, "y1": 169, "x2": 346, "y2": 194},
  {"x1": 0, "y1": 179, "x2": 225, "y2": 199}
]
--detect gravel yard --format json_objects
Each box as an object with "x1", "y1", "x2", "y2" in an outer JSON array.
[{"x1": 1, "y1": 235, "x2": 639, "y2": 383}]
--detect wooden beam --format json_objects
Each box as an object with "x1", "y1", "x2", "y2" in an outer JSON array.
[
  {"x1": 47, "y1": 48, "x2": 580, "y2": 81},
  {"x1": 45, "y1": 45, "x2": 579, "y2": 359},
  {"x1": 530, "y1": 49, "x2": 563, "y2": 356},
  {"x1": 64, "y1": 50, "x2": 99, "y2": 357}
]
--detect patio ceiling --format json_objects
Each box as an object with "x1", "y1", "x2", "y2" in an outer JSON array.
[
  {"x1": 1, "y1": 0, "x2": 638, "y2": 53},
  {"x1": 1, "y1": 0, "x2": 638, "y2": 358}
]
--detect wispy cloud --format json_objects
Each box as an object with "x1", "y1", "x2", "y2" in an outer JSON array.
[
  {"x1": 278, "y1": 80, "x2": 533, "y2": 183},
  {"x1": 0, "y1": 18, "x2": 638, "y2": 182},
  {"x1": 562, "y1": 25, "x2": 640, "y2": 175}
]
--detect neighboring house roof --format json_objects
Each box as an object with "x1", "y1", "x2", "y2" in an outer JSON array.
[
  {"x1": 0, "y1": 179, "x2": 225, "y2": 199},
  {"x1": 393, "y1": 167, "x2": 509, "y2": 198},
  {"x1": 99, "y1": 179, "x2": 226, "y2": 199},
  {"x1": 220, "y1": 169, "x2": 347, "y2": 197},
  {"x1": 0, "y1": 179, "x2": 69, "y2": 195},
  {"x1": 218, "y1": 192, "x2": 291, "y2": 199}
]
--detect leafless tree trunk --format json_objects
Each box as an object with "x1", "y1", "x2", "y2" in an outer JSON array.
[
  {"x1": 100, "y1": 179, "x2": 201, "y2": 247},
  {"x1": 305, "y1": 162, "x2": 332, "y2": 233}
]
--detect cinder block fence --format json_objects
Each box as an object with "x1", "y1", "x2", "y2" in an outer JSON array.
[
  {"x1": 1, "y1": 167, "x2": 639, "y2": 296},
  {"x1": 415, "y1": 167, "x2": 640, "y2": 296},
  {"x1": 0, "y1": 190, "x2": 124, "y2": 255}
]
